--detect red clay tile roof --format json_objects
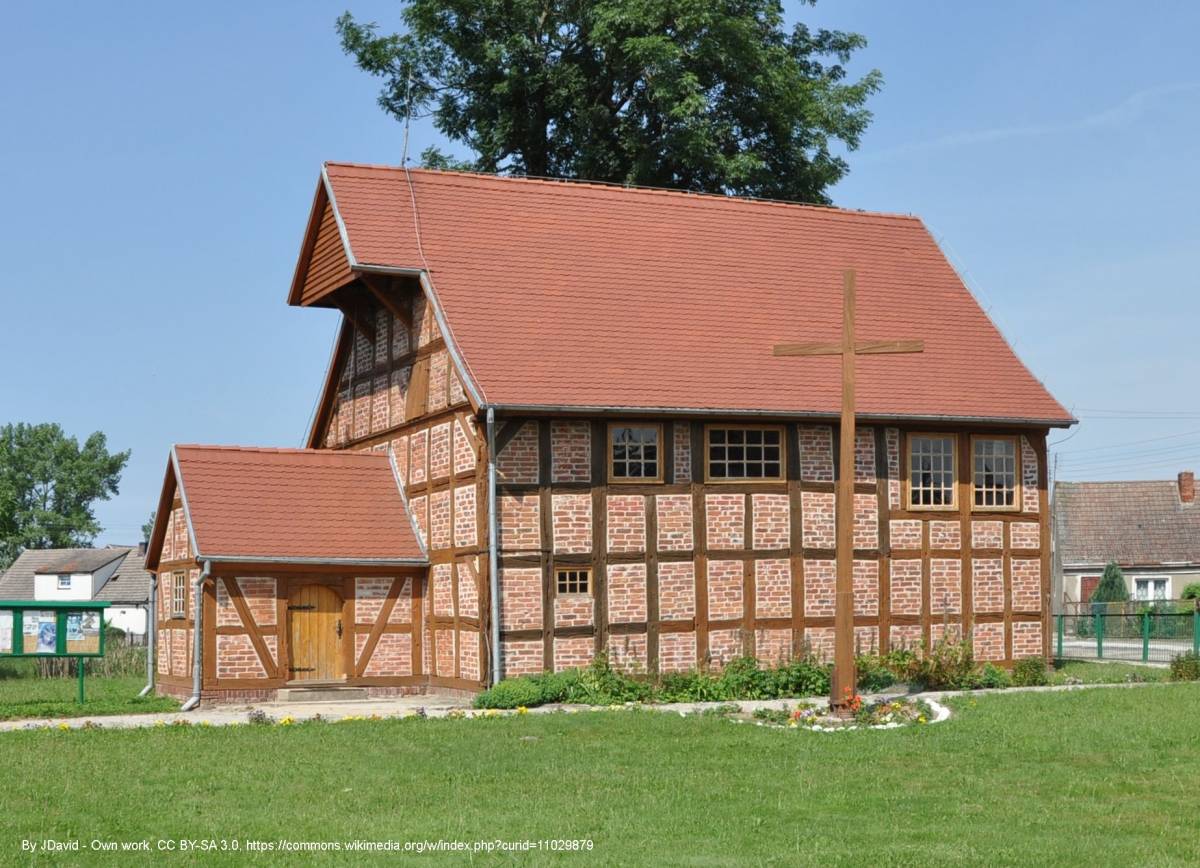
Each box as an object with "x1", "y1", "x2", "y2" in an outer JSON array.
[
  {"x1": 1054, "y1": 479, "x2": 1200, "y2": 566},
  {"x1": 172, "y1": 445, "x2": 425, "y2": 563},
  {"x1": 312, "y1": 163, "x2": 1072, "y2": 426}
]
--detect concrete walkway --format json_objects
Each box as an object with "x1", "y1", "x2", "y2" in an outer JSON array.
[{"x1": 0, "y1": 678, "x2": 1181, "y2": 732}]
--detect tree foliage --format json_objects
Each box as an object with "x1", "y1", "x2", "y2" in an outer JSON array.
[
  {"x1": 1092, "y1": 561, "x2": 1130, "y2": 604},
  {"x1": 0, "y1": 423, "x2": 129, "y2": 569},
  {"x1": 337, "y1": 0, "x2": 881, "y2": 203}
]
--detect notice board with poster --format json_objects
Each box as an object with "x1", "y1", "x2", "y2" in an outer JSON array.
[{"x1": 0, "y1": 601, "x2": 109, "y2": 657}]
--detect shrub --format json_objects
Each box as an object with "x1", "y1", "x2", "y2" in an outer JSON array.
[
  {"x1": 769, "y1": 656, "x2": 830, "y2": 698},
  {"x1": 1181, "y1": 583, "x2": 1200, "y2": 601},
  {"x1": 969, "y1": 663, "x2": 1011, "y2": 690},
  {"x1": 1012, "y1": 657, "x2": 1049, "y2": 687},
  {"x1": 855, "y1": 655, "x2": 896, "y2": 693},
  {"x1": 473, "y1": 676, "x2": 546, "y2": 709},
  {"x1": 1091, "y1": 562, "x2": 1129, "y2": 604},
  {"x1": 897, "y1": 637, "x2": 976, "y2": 690},
  {"x1": 1169, "y1": 652, "x2": 1200, "y2": 682}
]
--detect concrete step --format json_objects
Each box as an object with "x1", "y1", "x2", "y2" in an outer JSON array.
[{"x1": 276, "y1": 686, "x2": 369, "y2": 703}]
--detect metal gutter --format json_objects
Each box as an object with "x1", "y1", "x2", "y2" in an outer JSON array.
[
  {"x1": 483, "y1": 403, "x2": 1077, "y2": 429},
  {"x1": 180, "y1": 559, "x2": 210, "y2": 712},
  {"x1": 486, "y1": 406, "x2": 502, "y2": 685},
  {"x1": 138, "y1": 575, "x2": 157, "y2": 698},
  {"x1": 196, "y1": 555, "x2": 429, "y2": 567}
]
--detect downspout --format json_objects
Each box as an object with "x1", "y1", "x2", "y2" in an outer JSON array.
[
  {"x1": 137, "y1": 576, "x2": 157, "y2": 697},
  {"x1": 180, "y1": 560, "x2": 210, "y2": 712},
  {"x1": 486, "y1": 407, "x2": 502, "y2": 685}
]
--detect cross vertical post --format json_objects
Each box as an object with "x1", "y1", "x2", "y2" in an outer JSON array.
[
  {"x1": 832, "y1": 271, "x2": 857, "y2": 714},
  {"x1": 773, "y1": 269, "x2": 924, "y2": 717}
]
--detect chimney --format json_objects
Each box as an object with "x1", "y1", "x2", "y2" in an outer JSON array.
[
  {"x1": 1179, "y1": 471, "x2": 1195, "y2": 504},
  {"x1": 138, "y1": 540, "x2": 148, "y2": 556}
]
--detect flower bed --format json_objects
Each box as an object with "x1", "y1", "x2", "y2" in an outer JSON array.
[{"x1": 747, "y1": 696, "x2": 941, "y2": 732}]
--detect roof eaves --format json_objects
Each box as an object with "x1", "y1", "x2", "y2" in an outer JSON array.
[
  {"x1": 388, "y1": 445, "x2": 429, "y2": 562},
  {"x1": 321, "y1": 163, "x2": 358, "y2": 269}
]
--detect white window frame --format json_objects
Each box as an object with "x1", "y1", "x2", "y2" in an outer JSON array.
[
  {"x1": 56, "y1": 574, "x2": 71, "y2": 590},
  {"x1": 1133, "y1": 575, "x2": 1170, "y2": 602},
  {"x1": 172, "y1": 571, "x2": 187, "y2": 619}
]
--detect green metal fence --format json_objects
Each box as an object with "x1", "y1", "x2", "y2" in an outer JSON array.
[{"x1": 1055, "y1": 601, "x2": 1198, "y2": 665}]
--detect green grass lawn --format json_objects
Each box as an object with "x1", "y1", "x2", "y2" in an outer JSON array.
[
  {"x1": 1050, "y1": 659, "x2": 1169, "y2": 684},
  {"x1": 0, "y1": 662, "x2": 178, "y2": 720},
  {"x1": 0, "y1": 685, "x2": 1198, "y2": 865}
]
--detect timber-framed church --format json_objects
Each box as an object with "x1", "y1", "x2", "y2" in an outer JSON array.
[{"x1": 145, "y1": 163, "x2": 1072, "y2": 702}]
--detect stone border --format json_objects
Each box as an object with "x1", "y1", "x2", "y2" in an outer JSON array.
[{"x1": 0, "y1": 678, "x2": 1185, "y2": 733}]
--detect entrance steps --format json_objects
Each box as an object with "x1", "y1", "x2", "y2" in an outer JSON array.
[{"x1": 276, "y1": 686, "x2": 369, "y2": 703}]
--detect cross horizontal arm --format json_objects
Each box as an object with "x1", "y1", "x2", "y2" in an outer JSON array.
[{"x1": 773, "y1": 339, "x2": 925, "y2": 357}]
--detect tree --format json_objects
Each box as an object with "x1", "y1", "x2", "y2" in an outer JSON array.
[
  {"x1": 337, "y1": 0, "x2": 881, "y2": 203},
  {"x1": 142, "y1": 510, "x2": 156, "y2": 544},
  {"x1": 1092, "y1": 561, "x2": 1129, "y2": 604},
  {"x1": 0, "y1": 423, "x2": 129, "y2": 569}
]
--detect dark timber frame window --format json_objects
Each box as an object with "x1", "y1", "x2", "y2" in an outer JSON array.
[
  {"x1": 556, "y1": 568, "x2": 591, "y2": 595},
  {"x1": 705, "y1": 425, "x2": 784, "y2": 481},
  {"x1": 172, "y1": 570, "x2": 187, "y2": 619},
  {"x1": 608, "y1": 424, "x2": 662, "y2": 482},
  {"x1": 972, "y1": 436, "x2": 1019, "y2": 510},
  {"x1": 907, "y1": 433, "x2": 957, "y2": 510}
]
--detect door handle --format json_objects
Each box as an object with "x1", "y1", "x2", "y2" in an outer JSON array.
[{"x1": 336, "y1": 619, "x2": 343, "y2": 639}]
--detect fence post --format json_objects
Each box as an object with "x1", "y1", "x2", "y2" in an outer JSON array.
[
  {"x1": 1193, "y1": 607, "x2": 1199, "y2": 656},
  {"x1": 1057, "y1": 614, "x2": 1064, "y2": 659},
  {"x1": 1142, "y1": 611, "x2": 1150, "y2": 663},
  {"x1": 1097, "y1": 611, "x2": 1104, "y2": 660}
]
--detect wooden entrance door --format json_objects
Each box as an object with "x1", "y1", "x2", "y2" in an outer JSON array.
[{"x1": 288, "y1": 584, "x2": 345, "y2": 682}]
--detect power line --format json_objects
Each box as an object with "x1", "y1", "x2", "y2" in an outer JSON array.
[{"x1": 1055, "y1": 426, "x2": 1200, "y2": 454}]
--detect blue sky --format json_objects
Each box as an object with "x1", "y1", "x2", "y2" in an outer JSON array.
[{"x1": 1, "y1": 1, "x2": 1197, "y2": 545}]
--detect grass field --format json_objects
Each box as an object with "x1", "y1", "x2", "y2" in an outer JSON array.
[
  {"x1": 0, "y1": 661, "x2": 178, "y2": 720},
  {"x1": 1, "y1": 684, "x2": 1198, "y2": 865}
]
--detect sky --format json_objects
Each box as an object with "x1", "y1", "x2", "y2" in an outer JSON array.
[{"x1": 1, "y1": 1, "x2": 1198, "y2": 546}]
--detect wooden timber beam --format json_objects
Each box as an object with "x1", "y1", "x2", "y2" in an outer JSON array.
[
  {"x1": 360, "y1": 273, "x2": 413, "y2": 331},
  {"x1": 773, "y1": 339, "x2": 925, "y2": 357},
  {"x1": 336, "y1": 298, "x2": 376, "y2": 344}
]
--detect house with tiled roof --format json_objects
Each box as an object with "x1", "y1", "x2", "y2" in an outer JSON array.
[
  {"x1": 1053, "y1": 471, "x2": 1200, "y2": 606},
  {"x1": 145, "y1": 164, "x2": 1072, "y2": 704},
  {"x1": 0, "y1": 545, "x2": 152, "y2": 638}
]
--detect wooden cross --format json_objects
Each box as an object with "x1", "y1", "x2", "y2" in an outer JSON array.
[{"x1": 773, "y1": 270, "x2": 924, "y2": 716}]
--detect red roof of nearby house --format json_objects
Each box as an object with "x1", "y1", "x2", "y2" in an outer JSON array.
[
  {"x1": 167, "y1": 445, "x2": 426, "y2": 564},
  {"x1": 1054, "y1": 479, "x2": 1200, "y2": 566},
  {"x1": 302, "y1": 162, "x2": 1072, "y2": 426}
]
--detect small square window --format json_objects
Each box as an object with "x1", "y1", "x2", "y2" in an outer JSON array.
[
  {"x1": 908, "y1": 434, "x2": 956, "y2": 508},
  {"x1": 556, "y1": 568, "x2": 591, "y2": 595},
  {"x1": 707, "y1": 426, "x2": 783, "y2": 480},
  {"x1": 57, "y1": 575, "x2": 71, "y2": 590},
  {"x1": 172, "y1": 571, "x2": 187, "y2": 619},
  {"x1": 972, "y1": 437, "x2": 1018, "y2": 509},
  {"x1": 609, "y1": 425, "x2": 661, "y2": 481}
]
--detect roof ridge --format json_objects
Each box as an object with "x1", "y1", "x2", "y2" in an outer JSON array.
[
  {"x1": 175, "y1": 443, "x2": 387, "y2": 458},
  {"x1": 322, "y1": 161, "x2": 923, "y2": 224}
]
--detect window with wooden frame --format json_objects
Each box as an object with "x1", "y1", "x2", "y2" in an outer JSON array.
[
  {"x1": 556, "y1": 567, "x2": 591, "y2": 595},
  {"x1": 608, "y1": 424, "x2": 662, "y2": 481},
  {"x1": 706, "y1": 426, "x2": 784, "y2": 481},
  {"x1": 907, "y1": 434, "x2": 957, "y2": 509},
  {"x1": 172, "y1": 570, "x2": 187, "y2": 619},
  {"x1": 972, "y1": 436, "x2": 1019, "y2": 510}
]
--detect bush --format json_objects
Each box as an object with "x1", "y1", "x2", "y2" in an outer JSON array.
[
  {"x1": 1169, "y1": 652, "x2": 1200, "y2": 682},
  {"x1": 855, "y1": 655, "x2": 896, "y2": 693},
  {"x1": 473, "y1": 676, "x2": 547, "y2": 709},
  {"x1": 1091, "y1": 562, "x2": 1129, "y2": 604},
  {"x1": 968, "y1": 663, "x2": 1011, "y2": 690},
  {"x1": 1012, "y1": 657, "x2": 1049, "y2": 687},
  {"x1": 769, "y1": 656, "x2": 830, "y2": 698},
  {"x1": 1181, "y1": 583, "x2": 1200, "y2": 601},
  {"x1": 897, "y1": 637, "x2": 976, "y2": 690}
]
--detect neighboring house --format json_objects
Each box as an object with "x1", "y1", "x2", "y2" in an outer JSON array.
[
  {"x1": 0, "y1": 545, "x2": 153, "y2": 638},
  {"x1": 145, "y1": 164, "x2": 1073, "y2": 703},
  {"x1": 1053, "y1": 471, "x2": 1200, "y2": 607}
]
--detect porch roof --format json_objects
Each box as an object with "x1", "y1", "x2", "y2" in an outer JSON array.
[{"x1": 148, "y1": 445, "x2": 428, "y2": 570}]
